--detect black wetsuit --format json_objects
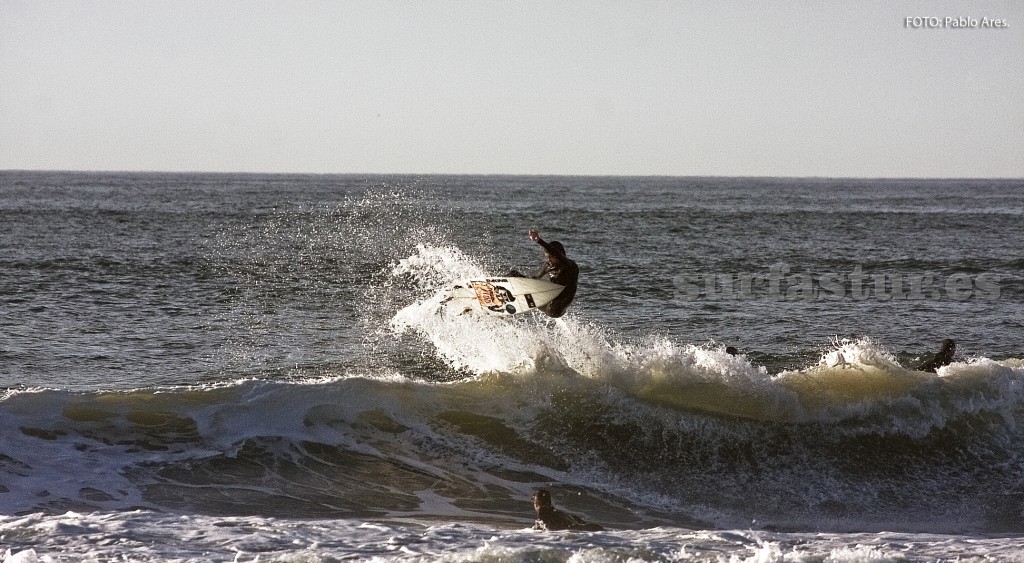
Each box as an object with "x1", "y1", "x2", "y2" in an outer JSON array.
[
  {"x1": 914, "y1": 339, "x2": 956, "y2": 373},
  {"x1": 533, "y1": 506, "x2": 604, "y2": 532},
  {"x1": 531, "y1": 237, "x2": 579, "y2": 318}
]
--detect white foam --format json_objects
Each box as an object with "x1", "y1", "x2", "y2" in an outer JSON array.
[
  {"x1": 817, "y1": 337, "x2": 904, "y2": 372},
  {"x1": 2, "y1": 549, "x2": 44, "y2": 563},
  {"x1": 390, "y1": 243, "x2": 488, "y2": 290},
  {"x1": 388, "y1": 246, "x2": 767, "y2": 383},
  {"x1": 386, "y1": 246, "x2": 1024, "y2": 434},
  {"x1": 0, "y1": 508, "x2": 1022, "y2": 561}
]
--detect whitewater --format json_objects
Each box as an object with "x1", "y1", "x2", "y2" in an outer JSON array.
[{"x1": 1, "y1": 172, "x2": 1022, "y2": 561}]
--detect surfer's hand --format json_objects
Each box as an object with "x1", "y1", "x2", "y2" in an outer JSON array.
[{"x1": 529, "y1": 230, "x2": 540, "y2": 241}]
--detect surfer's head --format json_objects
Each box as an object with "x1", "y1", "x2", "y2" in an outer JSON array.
[
  {"x1": 532, "y1": 489, "x2": 553, "y2": 509},
  {"x1": 549, "y1": 241, "x2": 565, "y2": 255},
  {"x1": 938, "y1": 339, "x2": 956, "y2": 359}
]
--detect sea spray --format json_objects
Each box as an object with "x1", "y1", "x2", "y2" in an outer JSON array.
[{"x1": 4, "y1": 173, "x2": 1024, "y2": 559}]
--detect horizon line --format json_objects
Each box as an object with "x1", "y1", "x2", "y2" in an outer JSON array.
[{"x1": 2, "y1": 169, "x2": 1022, "y2": 182}]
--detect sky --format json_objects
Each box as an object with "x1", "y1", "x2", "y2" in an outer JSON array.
[{"x1": 1, "y1": 1, "x2": 1022, "y2": 177}]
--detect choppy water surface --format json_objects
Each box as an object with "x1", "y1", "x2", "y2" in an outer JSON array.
[{"x1": 1, "y1": 172, "x2": 1022, "y2": 561}]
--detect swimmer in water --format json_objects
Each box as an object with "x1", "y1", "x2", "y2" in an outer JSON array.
[
  {"x1": 914, "y1": 339, "x2": 956, "y2": 373},
  {"x1": 531, "y1": 489, "x2": 605, "y2": 532}
]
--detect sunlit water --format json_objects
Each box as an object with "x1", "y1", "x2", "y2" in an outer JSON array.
[{"x1": 1, "y1": 172, "x2": 1022, "y2": 561}]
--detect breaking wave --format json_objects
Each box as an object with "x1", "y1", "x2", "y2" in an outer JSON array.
[{"x1": 2, "y1": 243, "x2": 1022, "y2": 535}]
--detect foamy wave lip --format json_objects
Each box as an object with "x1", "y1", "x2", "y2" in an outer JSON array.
[
  {"x1": 624, "y1": 339, "x2": 769, "y2": 384},
  {"x1": 594, "y1": 340, "x2": 808, "y2": 421},
  {"x1": 817, "y1": 337, "x2": 903, "y2": 371},
  {"x1": 769, "y1": 338, "x2": 1024, "y2": 432}
]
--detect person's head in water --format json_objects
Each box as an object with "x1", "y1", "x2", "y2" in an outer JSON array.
[
  {"x1": 915, "y1": 338, "x2": 956, "y2": 373},
  {"x1": 532, "y1": 489, "x2": 553, "y2": 509},
  {"x1": 549, "y1": 241, "x2": 565, "y2": 255},
  {"x1": 725, "y1": 346, "x2": 738, "y2": 356},
  {"x1": 530, "y1": 488, "x2": 605, "y2": 532},
  {"x1": 936, "y1": 339, "x2": 956, "y2": 362}
]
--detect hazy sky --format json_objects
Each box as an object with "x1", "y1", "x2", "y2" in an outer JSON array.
[{"x1": 2, "y1": 1, "x2": 1022, "y2": 176}]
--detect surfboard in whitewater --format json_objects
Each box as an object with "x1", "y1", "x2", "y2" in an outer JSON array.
[{"x1": 440, "y1": 277, "x2": 565, "y2": 316}]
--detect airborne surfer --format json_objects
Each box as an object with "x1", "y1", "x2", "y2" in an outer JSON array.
[
  {"x1": 442, "y1": 230, "x2": 575, "y2": 318},
  {"x1": 515, "y1": 230, "x2": 579, "y2": 318}
]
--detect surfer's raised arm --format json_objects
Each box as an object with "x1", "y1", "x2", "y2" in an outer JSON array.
[
  {"x1": 529, "y1": 230, "x2": 556, "y2": 278},
  {"x1": 529, "y1": 230, "x2": 565, "y2": 258}
]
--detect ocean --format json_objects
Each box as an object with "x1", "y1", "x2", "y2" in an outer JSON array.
[{"x1": 1, "y1": 171, "x2": 1022, "y2": 561}]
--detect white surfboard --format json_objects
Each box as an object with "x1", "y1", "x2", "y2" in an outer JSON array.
[{"x1": 440, "y1": 277, "x2": 565, "y2": 316}]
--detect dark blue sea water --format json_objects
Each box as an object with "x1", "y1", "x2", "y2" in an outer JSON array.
[{"x1": 1, "y1": 171, "x2": 1022, "y2": 561}]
